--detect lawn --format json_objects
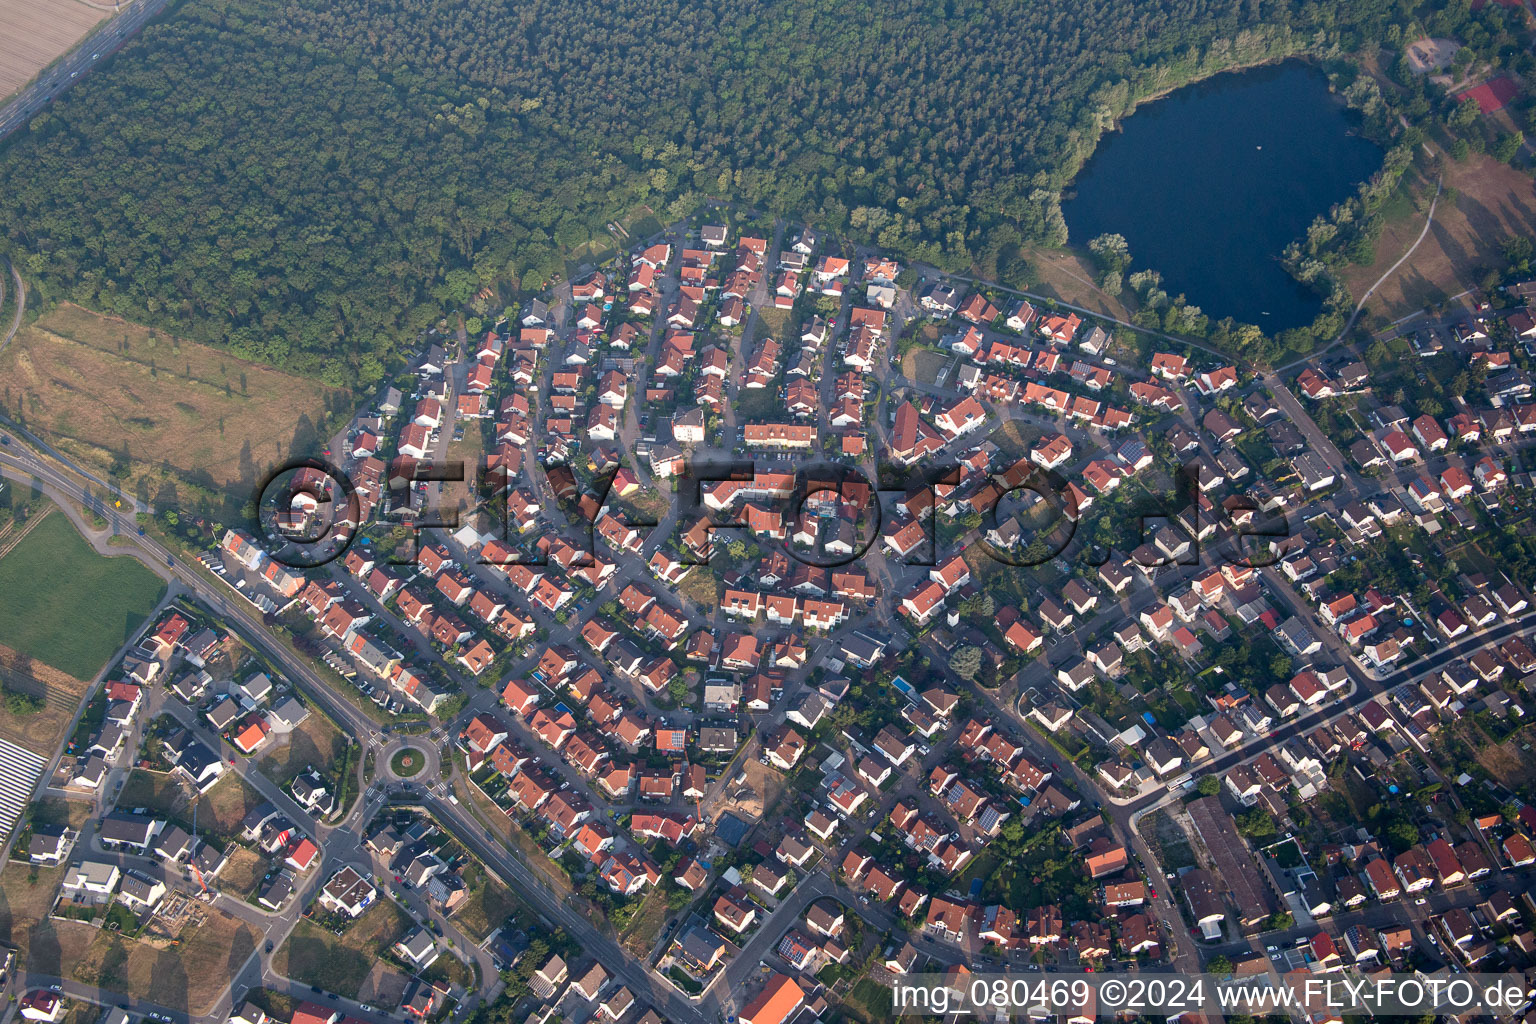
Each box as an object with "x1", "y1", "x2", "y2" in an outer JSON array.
[
  {"x1": 273, "y1": 899, "x2": 411, "y2": 998},
  {"x1": 0, "y1": 503, "x2": 165, "y2": 680},
  {"x1": 390, "y1": 748, "x2": 425, "y2": 778},
  {"x1": 841, "y1": 977, "x2": 894, "y2": 1024},
  {"x1": 0, "y1": 304, "x2": 348, "y2": 491}
]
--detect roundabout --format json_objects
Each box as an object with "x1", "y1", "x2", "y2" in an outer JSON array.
[{"x1": 389, "y1": 746, "x2": 426, "y2": 778}]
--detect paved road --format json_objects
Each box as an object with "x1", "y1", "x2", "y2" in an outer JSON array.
[
  {"x1": 0, "y1": 0, "x2": 172, "y2": 142},
  {"x1": 0, "y1": 429, "x2": 739, "y2": 1024}
]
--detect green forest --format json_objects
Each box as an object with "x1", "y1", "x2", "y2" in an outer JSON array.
[{"x1": 0, "y1": 0, "x2": 1414, "y2": 380}]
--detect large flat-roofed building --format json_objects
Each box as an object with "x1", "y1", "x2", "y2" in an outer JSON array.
[{"x1": 1186, "y1": 796, "x2": 1275, "y2": 930}]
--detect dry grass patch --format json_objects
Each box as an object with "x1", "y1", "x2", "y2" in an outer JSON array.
[
  {"x1": 0, "y1": 861, "x2": 66, "y2": 962},
  {"x1": 754, "y1": 307, "x2": 791, "y2": 338},
  {"x1": 676, "y1": 569, "x2": 718, "y2": 612},
  {"x1": 1341, "y1": 155, "x2": 1536, "y2": 320},
  {"x1": 29, "y1": 918, "x2": 98, "y2": 982},
  {"x1": 28, "y1": 797, "x2": 91, "y2": 830},
  {"x1": 1475, "y1": 734, "x2": 1536, "y2": 790},
  {"x1": 257, "y1": 710, "x2": 349, "y2": 789},
  {"x1": 454, "y1": 775, "x2": 572, "y2": 894},
  {"x1": 0, "y1": 303, "x2": 346, "y2": 489},
  {"x1": 989, "y1": 418, "x2": 1047, "y2": 461},
  {"x1": 117, "y1": 768, "x2": 265, "y2": 845},
  {"x1": 1021, "y1": 248, "x2": 1135, "y2": 320},
  {"x1": 620, "y1": 889, "x2": 671, "y2": 956},
  {"x1": 0, "y1": 643, "x2": 82, "y2": 757},
  {"x1": 69, "y1": 904, "x2": 260, "y2": 1013},
  {"x1": 218, "y1": 847, "x2": 269, "y2": 900},
  {"x1": 453, "y1": 862, "x2": 521, "y2": 941},
  {"x1": 0, "y1": 0, "x2": 106, "y2": 101}
]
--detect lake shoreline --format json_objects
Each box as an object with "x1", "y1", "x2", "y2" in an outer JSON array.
[{"x1": 1061, "y1": 59, "x2": 1383, "y2": 331}]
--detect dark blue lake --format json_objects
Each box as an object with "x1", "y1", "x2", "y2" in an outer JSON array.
[{"x1": 1063, "y1": 61, "x2": 1383, "y2": 331}]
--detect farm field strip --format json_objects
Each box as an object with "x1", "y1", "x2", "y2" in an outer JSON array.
[{"x1": 0, "y1": 0, "x2": 107, "y2": 102}]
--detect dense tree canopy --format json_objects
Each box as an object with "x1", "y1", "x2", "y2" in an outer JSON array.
[{"x1": 0, "y1": 0, "x2": 1407, "y2": 378}]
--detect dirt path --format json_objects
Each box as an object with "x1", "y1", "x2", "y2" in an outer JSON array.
[
  {"x1": 1343, "y1": 177, "x2": 1442, "y2": 336},
  {"x1": 1277, "y1": 177, "x2": 1441, "y2": 374},
  {"x1": 0, "y1": 256, "x2": 20, "y2": 359}
]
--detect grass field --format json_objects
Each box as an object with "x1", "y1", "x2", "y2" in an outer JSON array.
[
  {"x1": 0, "y1": 303, "x2": 346, "y2": 490},
  {"x1": 273, "y1": 899, "x2": 411, "y2": 998},
  {"x1": 0, "y1": 0, "x2": 106, "y2": 102},
  {"x1": 0, "y1": 502, "x2": 165, "y2": 680}
]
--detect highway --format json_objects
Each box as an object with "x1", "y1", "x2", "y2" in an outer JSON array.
[{"x1": 0, "y1": 0, "x2": 173, "y2": 143}]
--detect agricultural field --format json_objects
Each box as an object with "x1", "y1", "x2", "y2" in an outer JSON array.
[
  {"x1": 0, "y1": 500, "x2": 166, "y2": 681},
  {"x1": 0, "y1": 303, "x2": 347, "y2": 491},
  {"x1": 0, "y1": 0, "x2": 106, "y2": 102},
  {"x1": 272, "y1": 899, "x2": 411, "y2": 999}
]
